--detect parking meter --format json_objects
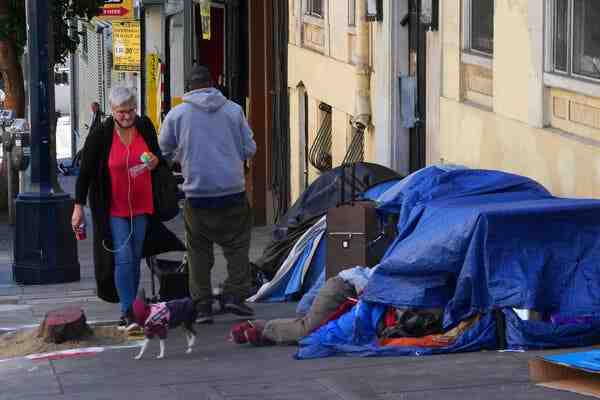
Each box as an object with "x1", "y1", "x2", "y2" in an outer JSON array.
[
  {"x1": 7, "y1": 120, "x2": 30, "y2": 172},
  {"x1": 0, "y1": 109, "x2": 15, "y2": 150},
  {"x1": 0, "y1": 109, "x2": 14, "y2": 125},
  {"x1": 0, "y1": 108, "x2": 17, "y2": 223}
]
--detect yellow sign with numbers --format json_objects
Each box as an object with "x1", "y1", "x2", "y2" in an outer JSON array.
[{"x1": 112, "y1": 21, "x2": 141, "y2": 72}]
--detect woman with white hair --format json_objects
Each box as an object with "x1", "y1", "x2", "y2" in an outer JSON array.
[{"x1": 71, "y1": 87, "x2": 178, "y2": 328}]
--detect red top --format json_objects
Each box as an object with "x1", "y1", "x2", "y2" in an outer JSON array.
[{"x1": 108, "y1": 128, "x2": 154, "y2": 217}]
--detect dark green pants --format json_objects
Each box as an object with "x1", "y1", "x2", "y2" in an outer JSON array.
[{"x1": 183, "y1": 198, "x2": 253, "y2": 303}]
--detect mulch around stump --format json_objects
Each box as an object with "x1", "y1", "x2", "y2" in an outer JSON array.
[{"x1": 0, "y1": 326, "x2": 130, "y2": 359}]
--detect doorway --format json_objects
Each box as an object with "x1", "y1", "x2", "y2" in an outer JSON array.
[{"x1": 195, "y1": 4, "x2": 226, "y2": 86}]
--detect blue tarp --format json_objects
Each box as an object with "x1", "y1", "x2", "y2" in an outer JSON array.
[
  {"x1": 296, "y1": 302, "x2": 498, "y2": 359},
  {"x1": 363, "y1": 168, "x2": 600, "y2": 328},
  {"x1": 254, "y1": 234, "x2": 324, "y2": 302},
  {"x1": 297, "y1": 167, "x2": 600, "y2": 359},
  {"x1": 504, "y1": 309, "x2": 600, "y2": 350}
]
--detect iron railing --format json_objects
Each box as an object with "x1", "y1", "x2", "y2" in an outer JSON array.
[
  {"x1": 342, "y1": 126, "x2": 365, "y2": 165},
  {"x1": 308, "y1": 103, "x2": 333, "y2": 172}
]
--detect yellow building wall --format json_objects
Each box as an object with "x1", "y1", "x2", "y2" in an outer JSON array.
[
  {"x1": 440, "y1": 98, "x2": 600, "y2": 198},
  {"x1": 493, "y1": 0, "x2": 530, "y2": 124},
  {"x1": 288, "y1": 41, "x2": 379, "y2": 201},
  {"x1": 287, "y1": 0, "x2": 388, "y2": 202},
  {"x1": 332, "y1": 110, "x2": 350, "y2": 166},
  {"x1": 439, "y1": 0, "x2": 600, "y2": 199},
  {"x1": 289, "y1": 86, "x2": 302, "y2": 201},
  {"x1": 441, "y1": 0, "x2": 461, "y2": 101},
  {"x1": 288, "y1": 45, "x2": 356, "y2": 114},
  {"x1": 329, "y1": 0, "x2": 354, "y2": 63}
]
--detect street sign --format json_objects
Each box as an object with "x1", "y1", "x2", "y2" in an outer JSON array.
[
  {"x1": 112, "y1": 21, "x2": 141, "y2": 72},
  {"x1": 100, "y1": 0, "x2": 133, "y2": 20}
]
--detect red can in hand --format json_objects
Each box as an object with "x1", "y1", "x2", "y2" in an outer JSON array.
[{"x1": 74, "y1": 224, "x2": 87, "y2": 241}]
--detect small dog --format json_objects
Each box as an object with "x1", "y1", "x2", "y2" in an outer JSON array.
[{"x1": 129, "y1": 291, "x2": 198, "y2": 360}]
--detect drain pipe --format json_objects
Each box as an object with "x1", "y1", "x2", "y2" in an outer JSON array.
[{"x1": 352, "y1": 0, "x2": 371, "y2": 131}]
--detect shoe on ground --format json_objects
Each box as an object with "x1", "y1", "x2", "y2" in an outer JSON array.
[
  {"x1": 118, "y1": 315, "x2": 128, "y2": 328},
  {"x1": 229, "y1": 321, "x2": 253, "y2": 344},
  {"x1": 117, "y1": 314, "x2": 138, "y2": 331},
  {"x1": 195, "y1": 301, "x2": 214, "y2": 324},
  {"x1": 245, "y1": 320, "x2": 273, "y2": 346},
  {"x1": 223, "y1": 296, "x2": 255, "y2": 317}
]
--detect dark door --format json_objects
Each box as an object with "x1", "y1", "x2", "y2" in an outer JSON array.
[
  {"x1": 408, "y1": 0, "x2": 427, "y2": 172},
  {"x1": 192, "y1": 0, "x2": 247, "y2": 108},
  {"x1": 225, "y1": 0, "x2": 248, "y2": 107},
  {"x1": 196, "y1": 5, "x2": 226, "y2": 83}
]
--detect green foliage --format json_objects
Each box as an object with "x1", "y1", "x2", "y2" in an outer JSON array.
[{"x1": 0, "y1": 0, "x2": 104, "y2": 64}]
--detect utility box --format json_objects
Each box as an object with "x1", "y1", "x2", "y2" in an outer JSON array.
[
  {"x1": 13, "y1": 193, "x2": 80, "y2": 284},
  {"x1": 326, "y1": 201, "x2": 380, "y2": 279}
]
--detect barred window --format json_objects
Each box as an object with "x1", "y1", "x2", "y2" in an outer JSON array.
[
  {"x1": 342, "y1": 126, "x2": 364, "y2": 166},
  {"x1": 308, "y1": 103, "x2": 332, "y2": 172}
]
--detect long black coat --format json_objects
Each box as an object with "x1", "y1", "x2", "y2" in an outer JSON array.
[{"x1": 75, "y1": 116, "x2": 185, "y2": 303}]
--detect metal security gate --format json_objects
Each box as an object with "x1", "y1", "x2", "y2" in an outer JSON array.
[{"x1": 270, "y1": 0, "x2": 291, "y2": 218}]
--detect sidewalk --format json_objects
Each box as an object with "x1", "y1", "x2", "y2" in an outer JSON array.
[
  {"x1": 0, "y1": 177, "x2": 588, "y2": 399},
  {"x1": 0, "y1": 175, "x2": 273, "y2": 327}
]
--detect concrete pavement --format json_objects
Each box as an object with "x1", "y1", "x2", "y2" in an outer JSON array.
[{"x1": 0, "y1": 176, "x2": 590, "y2": 399}]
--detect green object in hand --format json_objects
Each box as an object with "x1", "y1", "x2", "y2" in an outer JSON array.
[{"x1": 140, "y1": 152, "x2": 152, "y2": 165}]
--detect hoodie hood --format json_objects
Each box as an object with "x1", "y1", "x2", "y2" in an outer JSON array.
[{"x1": 183, "y1": 88, "x2": 227, "y2": 112}]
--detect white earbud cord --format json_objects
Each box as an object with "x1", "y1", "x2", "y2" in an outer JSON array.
[{"x1": 103, "y1": 135, "x2": 135, "y2": 254}]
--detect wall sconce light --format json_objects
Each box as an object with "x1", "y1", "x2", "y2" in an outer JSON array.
[
  {"x1": 365, "y1": 0, "x2": 383, "y2": 22},
  {"x1": 420, "y1": 0, "x2": 439, "y2": 31}
]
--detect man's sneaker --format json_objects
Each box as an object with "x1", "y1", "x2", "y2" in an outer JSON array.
[
  {"x1": 117, "y1": 314, "x2": 138, "y2": 331},
  {"x1": 229, "y1": 321, "x2": 252, "y2": 344},
  {"x1": 195, "y1": 301, "x2": 214, "y2": 324},
  {"x1": 245, "y1": 320, "x2": 273, "y2": 346},
  {"x1": 223, "y1": 296, "x2": 255, "y2": 317},
  {"x1": 118, "y1": 315, "x2": 128, "y2": 328}
]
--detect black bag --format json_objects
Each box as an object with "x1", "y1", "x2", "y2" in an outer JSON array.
[
  {"x1": 151, "y1": 162, "x2": 179, "y2": 221},
  {"x1": 145, "y1": 256, "x2": 190, "y2": 302}
]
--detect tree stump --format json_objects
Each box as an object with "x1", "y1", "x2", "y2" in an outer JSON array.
[{"x1": 37, "y1": 307, "x2": 93, "y2": 344}]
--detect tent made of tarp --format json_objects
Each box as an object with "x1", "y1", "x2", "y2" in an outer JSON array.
[
  {"x1": 253, "y1": 162, "x2": 400, "y2": 280},
  {"x1": 248, "y1": 176, "x2": 399, "y2": 304},
  {"x1": 296, "y1": 167, "x2": 600, "y2": 359}
]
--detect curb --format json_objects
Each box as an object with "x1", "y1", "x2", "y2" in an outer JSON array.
[{"x1": 0, "y1": 342, "x2": 144, "y2": 364}]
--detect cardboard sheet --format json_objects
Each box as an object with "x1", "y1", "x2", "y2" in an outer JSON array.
[{"x1": 529, "y1": 350, "x2": 600, "y2": 398}]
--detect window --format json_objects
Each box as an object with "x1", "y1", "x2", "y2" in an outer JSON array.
[
  {"x1": 54, "y1": 71, "x2": 69, "y2": 85},
  {"x1": 307, "y1": 0, "x2": 323, "y2": 18},
  {"x1": 348, "y1": 0, "x2": 356, "y2": 27},
  {"x1": 81, "y1": 25, "x2": 89, "y2": 60},
  {"x1": 469, "y1": 0, "x2": 494, "y2": 55},
  {"x1": 551, "y1": 0, "x2": 600, "y2": 80}
]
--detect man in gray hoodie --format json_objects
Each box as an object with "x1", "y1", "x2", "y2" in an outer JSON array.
[{"x1": 159, "y1": 65, "x2": 257, "y2": 322}]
